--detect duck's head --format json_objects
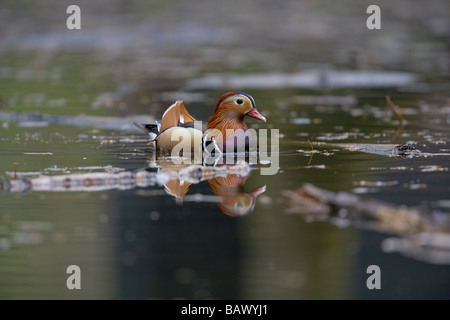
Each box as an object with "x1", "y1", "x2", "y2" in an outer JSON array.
[{"x1": 207, "y1": 92, "x2": 266, "y2": 129}]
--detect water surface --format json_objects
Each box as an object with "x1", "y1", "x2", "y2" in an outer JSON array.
[{"x1": 1, "y1": 0, "x2": 450, "y2": 299}]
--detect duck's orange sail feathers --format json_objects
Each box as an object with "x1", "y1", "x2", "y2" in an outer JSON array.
[{"x1": 159, "y1": 101, "x2": 196, "y2": 134}]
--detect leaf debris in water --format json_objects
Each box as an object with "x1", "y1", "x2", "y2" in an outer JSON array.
[
  {"x1": 290, "y1": 118, "x2": 311, "y2": 125},
  {"x1": 291, "y1": 95, "x2": 357, "y2": 106},
  {"x1": 354, "y1": 180, "x2": 399, "y2": 187},
  {"x1": 302, "y1": 164, "x2": 326, "y2": 169},
  {"x1": 316, "y1": 133, "x2": 350, "y2": 141},
  {"x1": 329, "y1": 142, "x2": 424, "y2": 158},
  {"x1": 296, "y1": 149, "x2": 333, "y2": 157},
  {"x1": 369, "y1": 167, "x2": 388, "y2": 171},
  {"x1": 405, "y1": 183, "x2": 427, "y2": 190},
  {"x1": 44, "y1": 165, "x2": 67, "y2": 172},
  {"x1": 23, "y1": 152, "x2": 53, "y2": 155},
  {"x1": 419, "y1": 165, "x2": 448, "y2": 172},
  {"x1": 389, "y1": 166, "x2": 409, "y2": 170}
]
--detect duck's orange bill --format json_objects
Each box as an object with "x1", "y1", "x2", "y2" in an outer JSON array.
[{"x1": 247, "y1": 108, "x2": 266, "y2": 122}]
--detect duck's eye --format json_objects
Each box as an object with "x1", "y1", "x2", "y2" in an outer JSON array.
[{"x1": 235, "y1": 98, "x2": 244, "y2": 105}]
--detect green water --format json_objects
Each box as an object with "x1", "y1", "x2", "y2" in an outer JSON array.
[{"x1": 1, "y1": 0, "x2": 450, "y2": 299}]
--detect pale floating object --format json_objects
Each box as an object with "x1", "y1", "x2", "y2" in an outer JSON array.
[
  {"x1": 0, "y1": 111, "x2": 154, "y2": 132},
  {"x1": 290, "y1": 118, "x2": 311, "y2": 125},
  {"x1": 18, "y1": 121, "x2": 49, "y2": 127},
  {"x1": 292, "y1": 95, "x2": 357, "y2": 106},
  {"x1": 187, "y1": 70, "x2": 417, "y2": 89},
  {"x1": 6, "y1": 171, "x2": 43, "y2": 177}
]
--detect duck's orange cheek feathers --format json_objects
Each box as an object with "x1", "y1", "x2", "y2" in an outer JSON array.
[{"x1": 156, "y1": 127, "x2": 203, "y2": 151}]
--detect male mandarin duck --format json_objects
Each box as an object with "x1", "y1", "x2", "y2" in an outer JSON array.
[{"x1": 135, "y1": 92, "x2": 266, "y2": 153}]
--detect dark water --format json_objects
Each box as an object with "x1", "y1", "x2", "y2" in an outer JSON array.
[{"x1": 1, "y1": 0, "x2": 450, "y2": 299}]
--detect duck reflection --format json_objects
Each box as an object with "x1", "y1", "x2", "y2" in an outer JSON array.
[
  {"x1": 157, "y1": 160, "x2": 266, "y2": 217},
  {"x1": 163, "y1": 179, "x2": 192, "y2": 200},
  {"x1": 208, "y1": 175, "x2": 266, "y2": 217},
  {"x1": 1, "y1": 155, "x2": 266, "y2": 217}
]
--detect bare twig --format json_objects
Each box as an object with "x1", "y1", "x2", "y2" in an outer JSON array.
[
  {"x1": 307, "y1": 139, "x2": 314, "y2": 165},
  {"x1": 386, "y1": 95, "x2": 405, "y2": 123}
]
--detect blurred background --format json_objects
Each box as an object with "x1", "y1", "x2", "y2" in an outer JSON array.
[{"x1": 0, "y1": 0, "x2": 449, "y2": 299}]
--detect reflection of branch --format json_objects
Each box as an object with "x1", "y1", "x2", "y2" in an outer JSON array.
[
  {"x1": 383, "y1": 232, "x2": 450, "y2": 265},
  {"x1": 13, "y1": 162, "x2": 18, "y2": 180},
  {"x1": 280, "y1": 183, "x2": 450, "y2": 264}
]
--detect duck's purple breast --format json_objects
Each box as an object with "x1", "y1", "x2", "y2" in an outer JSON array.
[{"x1": 222, "y1": 129, "x2": 258, "y2": 153}]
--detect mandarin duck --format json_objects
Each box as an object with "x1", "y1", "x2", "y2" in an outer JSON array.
[{"x1": 135, "y1": 92, "x2": 266, "y2": 154}]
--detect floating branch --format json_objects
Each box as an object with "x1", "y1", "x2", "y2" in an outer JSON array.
[
  {"x1": 280, "y1": 183, "x2": 450, "y2": 264},
  {"x1": 0, "y1": 161, "x2": 252, "y2": 193}
]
